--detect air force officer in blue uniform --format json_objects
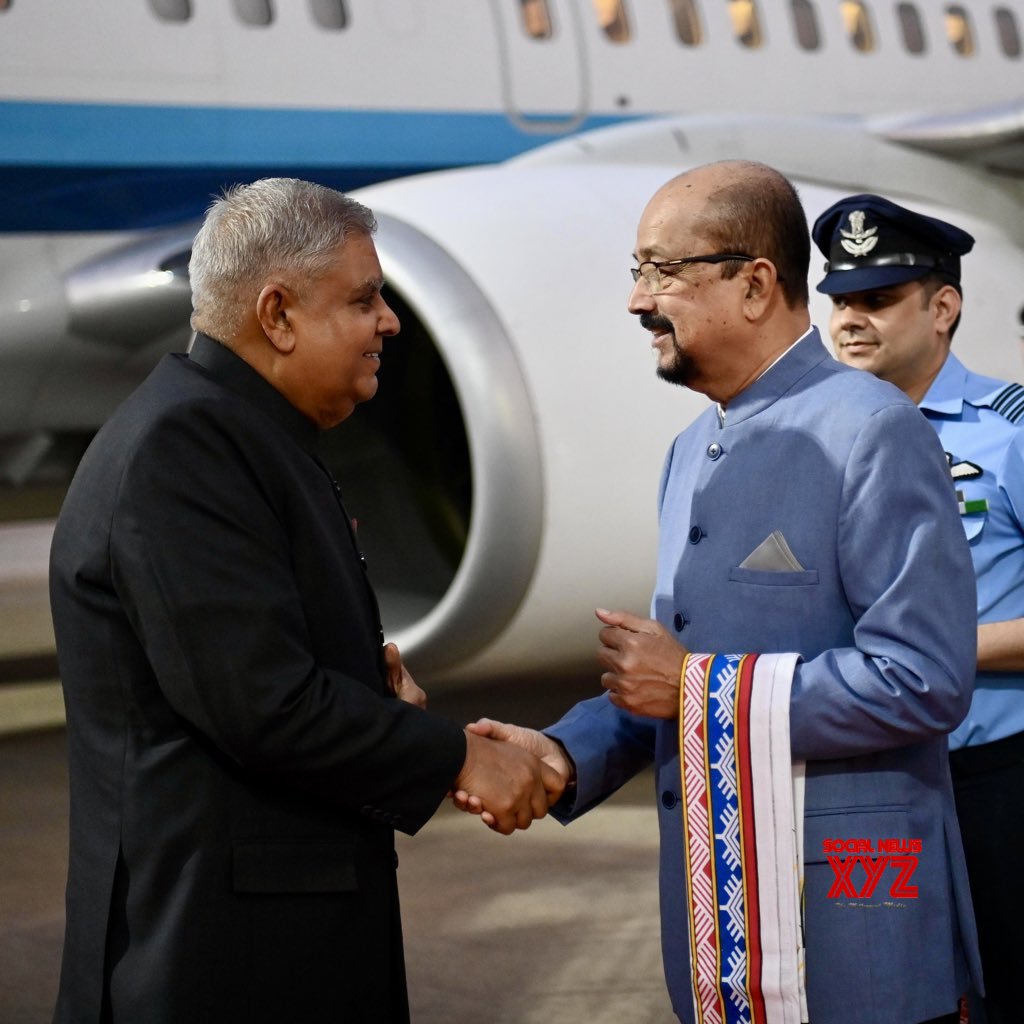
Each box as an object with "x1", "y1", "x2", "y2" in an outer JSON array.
[
  {"x1": 460, "y1": 162, "x2": 981, "y2": 1024},
  {"x1": 816, "y1": 193, "x2": 1024, "y2": 1024}
]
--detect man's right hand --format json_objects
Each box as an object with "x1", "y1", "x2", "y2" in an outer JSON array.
[
  {"x1": 453, "y1": 729, "x2": 565, "y2": 835},
  {"x1": 453, "y1": 720, "x2": 573, "y2": 830}
]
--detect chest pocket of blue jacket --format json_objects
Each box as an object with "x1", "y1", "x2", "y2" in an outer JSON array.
[
  {"x1": 725, "y1": 568, "x2": 821, "y2": 639},
  {"x1": 727, "y1": 567, "x2": 819, "y2": 586}
]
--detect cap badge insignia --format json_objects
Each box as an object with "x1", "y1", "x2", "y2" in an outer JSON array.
[{"x1": 839, "y1": 210, "x2": 879, "y2": 258}]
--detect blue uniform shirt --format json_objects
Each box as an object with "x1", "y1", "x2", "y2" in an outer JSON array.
[{"x1": 921, "y1": 352, "x2": 1024, "y2": 748}]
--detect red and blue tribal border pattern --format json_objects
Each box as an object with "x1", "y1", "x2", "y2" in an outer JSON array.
[{"x1": 679, "y1": 652, "x2": 767, "y2": 1024}]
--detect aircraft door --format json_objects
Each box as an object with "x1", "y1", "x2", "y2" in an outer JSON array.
[{"x1": 489, "y1": 0, "x2": 588, "y2": 133}]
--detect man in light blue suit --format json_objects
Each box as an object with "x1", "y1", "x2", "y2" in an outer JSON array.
[{"x1": 460, "y1": 161, "x2": 981, "y2": 1024}]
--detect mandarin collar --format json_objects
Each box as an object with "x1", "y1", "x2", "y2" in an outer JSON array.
[
  {"x1": 187, "y1": 333, "x2": 320, "y2": 456},
  {"x1": 718, "y1": 329, "x2": 831, "y2": 428}
]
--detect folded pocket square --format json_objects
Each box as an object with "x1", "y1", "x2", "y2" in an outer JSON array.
[{"x1": 739, "y1": 530, "x2": 806, "y2": 572}]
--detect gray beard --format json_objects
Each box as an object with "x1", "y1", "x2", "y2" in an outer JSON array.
[
  {"x1": 640, "y1": 312, "x2": 693, "y2": 387},
  {"x1": 657, "y1": 340, "x2": 695, "y2": 387}
]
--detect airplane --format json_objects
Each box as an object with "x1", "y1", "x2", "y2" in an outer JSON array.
[{"x1": 0, "y1": 0, "x2": 1022, "y2": 692}]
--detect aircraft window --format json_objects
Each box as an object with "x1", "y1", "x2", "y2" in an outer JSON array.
[
  {"x1": 896, "y1": 2, "x2": 926, "y2": 53},
  {"x1": 593, "y1": 0, "x2": 631, "y2": 42},
  {"x1": 310, "y1": 0, "x2": 348, "y2": 30},
  {"x1": 729, "y1": 0, "x2": 763, "y2": 48},
  {"x1": 520, "y1": 0, "x2": 554, "y2": 39},
  {"x1": 233, "y1": 0, "x2": 273, "y2": 27},
  {"x1": 669, "y1": 0, "x2": 704, "y2": 45},
  {"x1": 840, "y1": 1, "x2": 875, "y2": 52},
  {"x1": 994, "y1": 7, "x2": 1022, "y2": 56},
  {"x1": 944, "y1": 6, "x2": 974, "y2": 55},
  {"x1": 790, "y1": 0, "x2": 821, "y2": 49},
  {"x1": 148, "y1": 0, "x2": 191, "y2": 21}
]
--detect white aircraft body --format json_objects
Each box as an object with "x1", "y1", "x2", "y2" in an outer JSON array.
[{"x1": 1, "y1": 0, "x2": 1022, "y2": 684}]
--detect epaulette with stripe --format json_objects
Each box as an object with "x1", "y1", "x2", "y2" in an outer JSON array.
[{"x1": 989, "y1": 383, "x2": 1024, "y2": 424}]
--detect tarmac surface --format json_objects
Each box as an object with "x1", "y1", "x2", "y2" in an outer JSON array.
[{"x1": 0, "y1": 675, "x2": 677, "y2": 1024}]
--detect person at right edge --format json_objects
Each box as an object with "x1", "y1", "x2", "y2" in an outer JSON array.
[{"x1": 815, "y1": 193, "x2": 1024, "y2": 1024}]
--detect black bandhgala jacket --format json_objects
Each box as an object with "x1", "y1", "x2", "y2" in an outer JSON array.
[{"x1": 50, "y1": 334, "x2": 465, "y2": 1023}]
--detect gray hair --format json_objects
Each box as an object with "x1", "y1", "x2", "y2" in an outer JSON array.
[{"x1": 189, "y1": 178, "x2": 377, "y2": 340}]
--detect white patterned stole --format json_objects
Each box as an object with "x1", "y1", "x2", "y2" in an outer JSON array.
[{"x1": 678, "y1": 652, "x2": 807, "y2": 1024}]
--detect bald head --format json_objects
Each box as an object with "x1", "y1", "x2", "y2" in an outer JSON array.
[{"x1": 647, "y1": 161, "x2": 811, "y2": 309}]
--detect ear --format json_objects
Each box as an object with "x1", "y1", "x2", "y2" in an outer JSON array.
[
  {"x1": 741, "y1": 258, "x2": 777, "y2": 320},
  {"x1": 256, "y1": 282, "x2": 296, "y2": 354},
  {"x1": 931, "y1": 284, "x2": 962, "y2": 336}
]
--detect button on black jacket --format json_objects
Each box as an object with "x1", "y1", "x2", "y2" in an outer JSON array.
[{"x1": 50, "y1": 335, "x2": 466, "y2": 1023}]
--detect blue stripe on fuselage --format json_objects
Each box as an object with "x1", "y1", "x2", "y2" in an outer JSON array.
[{"x1": 0, "y1": 101, "x2": 634, "y2": 231}]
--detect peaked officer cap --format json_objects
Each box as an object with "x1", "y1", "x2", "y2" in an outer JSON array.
[{"x1": 812, "y1": 194, "x2": 974, "y2": 295}]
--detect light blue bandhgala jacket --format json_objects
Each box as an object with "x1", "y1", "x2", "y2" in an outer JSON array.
[{"x1": 547, "y1": 331, "x2": 983, "y2": 1024}]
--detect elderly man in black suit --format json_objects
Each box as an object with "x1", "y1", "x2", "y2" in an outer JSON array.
[{"x1": 49, "y1": 178, "x2": 562, "y2": 1024}]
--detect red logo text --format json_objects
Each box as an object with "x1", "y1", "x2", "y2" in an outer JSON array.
[{"x1": 822, "y1": 838, "x2": 921, "y2": 899}]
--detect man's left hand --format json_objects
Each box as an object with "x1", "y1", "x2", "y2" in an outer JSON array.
[
  {"x1": 596, "y1": 608, "x2": 687, "y2": 719},
  {"x1": 383, "y1": 642, "x2": 427, "y2": 708}
]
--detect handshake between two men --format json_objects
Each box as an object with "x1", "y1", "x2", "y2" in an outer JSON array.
[{"x1": 448, "y1": 607, "x2": 688, "y2": 834}]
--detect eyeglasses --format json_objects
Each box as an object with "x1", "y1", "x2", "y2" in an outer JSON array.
[{"x1": 630, "y1": 253, "x2": 753, "y2": 293}]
